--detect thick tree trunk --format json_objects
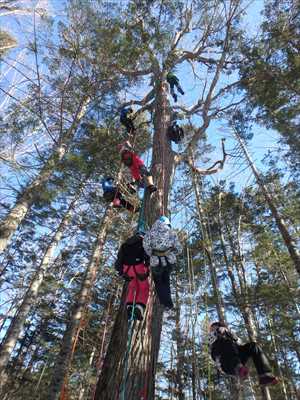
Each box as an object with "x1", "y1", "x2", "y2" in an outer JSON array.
[
  {"x1": 93, "y1": 285, "x2": 131, "y2": 400},
  {"x1": 234, "y1": 131, "x2": 300, "y2": 276},
  {"x1": 95, "y1": 76, "x2": 175, "y2": 400},
  {"x1": 123, "y1": 77, "x2": 174, "y2": 400},
  {"x1": 0, "y1": 95, "x2": 89, "y2": 254},
  {"x1": 0, "y1": 194, "x2": 80, "y2": 386},
  {"x1": 47, "y1": 207, "x2": 112, "y2": 400}
]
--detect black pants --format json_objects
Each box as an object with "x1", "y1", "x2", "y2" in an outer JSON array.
[
  {"x1": 103, "y1": 190, "x2": 134, "y2": 212},
  {"x1": 118, "y1": 196, "x2": 134, "y2": 212},
  {"x1": 169, "y1": 82, "x2": 184, "y2": 102},
  {"x1": 213, "y1": 339, "x2": 272, "y2": 376},
  {"x1": 167, "y1": 126, "x2": 184, "y2": 143},
  {"x1": 120, "y1": 117, "x2": 134, "y2": 133},
  {"x1": 153, "y1": 264, "x2": 173, "y2": 308}
]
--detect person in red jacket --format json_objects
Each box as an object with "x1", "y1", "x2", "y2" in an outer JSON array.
[
  {"x1": 119, "y1": 144, "x2": 157, "y2": 193},
  {"x1": 115, "y1": 232, "x2": 150, "y2": 320}
]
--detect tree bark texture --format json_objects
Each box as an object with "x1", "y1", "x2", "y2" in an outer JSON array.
[
  {"x1": 123, "y1": 77, "x2": 175, "y2": 400},
  {"x1": 95, "y1": 75, "x2": 175, "y2": 400},
  {"x1": 93, "y1": 284, "x2": 132, "y2": 400}
]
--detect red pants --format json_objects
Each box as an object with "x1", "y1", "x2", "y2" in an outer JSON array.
[{"x1": 123, "y1": 263, "x2": 149, "y2": 306}]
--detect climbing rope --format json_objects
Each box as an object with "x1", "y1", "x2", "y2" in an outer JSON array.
[{"x1": 137, "y1": 187, "x2": 147, "y2": 233}]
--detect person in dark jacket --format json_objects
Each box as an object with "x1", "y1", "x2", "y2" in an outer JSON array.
[
  {"x1": 167, "y1": 122, "x2": 184, "y2": 143},
  {"x1": 166, "y1": 72, "x2": 184, "y2": 102},
  {"x1": 118, "y1": 144, "x2": 157, "y2": 194},
  {"x1": 120, "y1": 107, "x2": 135, "y2": 134},
  {"x1": 101, "y1": 177, "x2": 137, "y2": 212},
  {"x1": 209, "y1": 321, "x2": 279, "y2": 386},
  {"x1": 115, "y1": 233, "x2": 150, "y2": 320}
]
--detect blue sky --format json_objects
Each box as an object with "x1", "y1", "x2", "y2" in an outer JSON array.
[
  {"x1": 0, "y1": 0, "x2": 288, "y2": 224},
  {"x1": 1, "y1": 0, "x2": 289, "y2": 218}
]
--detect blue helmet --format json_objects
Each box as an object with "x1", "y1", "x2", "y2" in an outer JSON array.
[
  {"x1": 102, "y1": 176, "x2": 114, "y2": 184},
  {"x1": 159, "y1": 216, "x2": 171, "y2": 227}
]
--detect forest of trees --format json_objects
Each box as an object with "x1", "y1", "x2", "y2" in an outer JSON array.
[{"x1": 0, "y1": 1, "x2": 299, "y2": 399}]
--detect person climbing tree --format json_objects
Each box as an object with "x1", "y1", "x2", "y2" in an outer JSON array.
[
  {"x1": 115, "y1": 232, "x2": 150, "y2": 320},
  {"x1": 166, "y1": 71, "x2": 184, "y2": 102},
  {"x1": 167, "y1": 121, "x2": 184, "y2": 143},
  {"x1": 120, "y1": 107, "x2": 135, "y2": 134},
  {"x1": 143, "y1": 216, "x2": 182, "y2": 309},
  {"x1": 101, "y1": 177, "x2": 137, "y2": 212},
  {"x1": 118, "y1": 144, "x2": 157, "y2": 193},
  {"x1": 209, "y1": 321, "x2": 279, "y2": 386}
]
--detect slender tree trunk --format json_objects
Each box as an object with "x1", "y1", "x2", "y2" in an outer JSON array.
[
  {"x1": 271, "y1": 248, "x2": 300, "y2": 318},
  {"x1": 218, "y1": 193, "x2": 272, "y2": 400},
  {"x1": 0, "y1": 193, "x2": 80, "y2": 386},
  {"x1": 0, "y1": 95, "x2": 89, "y2": 254},
  {"x1": 281, "y1": 348, "x2": 298, "y2": 400},
  {"x1": 218, "y1": 219, "x2": 257, "y2": 340},
  {"x1": 78, "y1": 347, "x2": 96, "y2": 400},
  {"x1": 47, "y1": 207, "x2": 112, "y2": 400},
  {"x1": 192, "y1": 173, "x2": 242, "y2": 400},
  {"x1": 266, "y1": 314, "x2": 288, "y2": 400},
  {"x1": 9, "y1": 322, "x2": 32, "y2": 374},
  {"x1": 234, "y1": 131, "x2": 300, "y2": 276},
  {"x1": 191, "y1": 172, "x2": 225, "y2": 321},
  {"x1": 191, "y1": 345, "x2": 196, "y2": 400},
  {"x1": 174, "y1": 275, "x2": 185, "y2": 400}
]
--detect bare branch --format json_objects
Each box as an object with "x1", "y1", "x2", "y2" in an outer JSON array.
[
  {"x1": 121, "y1": 89, "x2": 155, "y2": 114},
  {"x1": 187, "y1": 138, "x2": 227, "y2": 175},
  {"x1": 114, "y1": 66, "x2": 152, "y2": 77}
]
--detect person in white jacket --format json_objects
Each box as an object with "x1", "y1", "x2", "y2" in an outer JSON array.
[{"x1": 143, "y1": 216, "x2": 182, "y2": 308}]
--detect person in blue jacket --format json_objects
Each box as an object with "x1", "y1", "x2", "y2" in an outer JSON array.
[{"x1": 101, "y1": 177, "x2": 136, "y2": 212}]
